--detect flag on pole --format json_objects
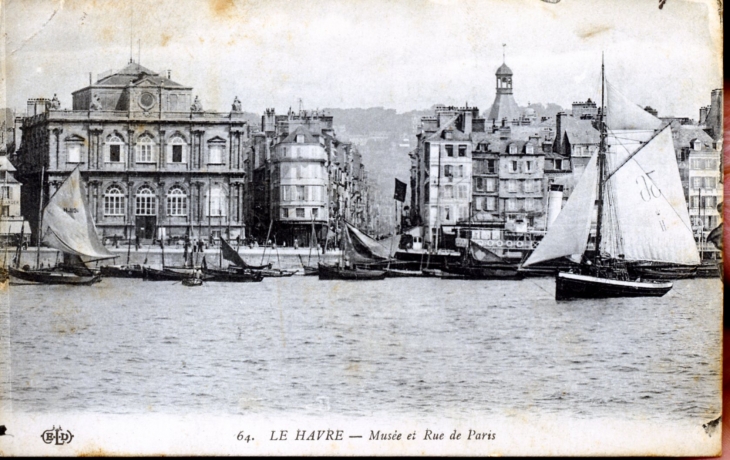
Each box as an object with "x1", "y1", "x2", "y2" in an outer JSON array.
[{"x1": 394, "y1": 179, "x2": 407, "y2": 202}]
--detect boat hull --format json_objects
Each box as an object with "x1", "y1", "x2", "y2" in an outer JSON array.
[
  {"x1": 384, "y1": 268, "x2": 424, "y2": 277},
  {"x1": 442, "y1": 264, "x2": 524, "y2": 280},
  {"x1": 628, "y1": 263, "x2": 698, "y2": 280},
  {"x1": 100, "y1": 265, "x2": 145, "y2": 278},
  {"x1": 143, "y1": 267, "x2": 212, "y2": 281},
  {"x1": 8, "y1": 266, "x2": 101, "y2": 285},
  {"x1": 555, "y1": 272, "x2": 672, "y2": 300},
  {"x1": 204, "y1": 268, "x2": 264, "y2": 282},
  {"x1": 318, "y1": 263, "x2": 386, "y2": 280}
]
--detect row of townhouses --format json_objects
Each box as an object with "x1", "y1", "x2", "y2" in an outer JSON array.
[
  {"x1": 409, "y1": 61, "x2": 723, "y2": 253},
  {"x1": 7, "y1": 60, "x2": 372, "y2": 247}
]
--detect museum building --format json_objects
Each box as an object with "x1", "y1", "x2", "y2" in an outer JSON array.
[{"x1": 11, "y1": 60, "x2": 251, "y2": 244}]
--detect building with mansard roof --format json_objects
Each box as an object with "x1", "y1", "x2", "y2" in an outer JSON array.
[
  {"x1": 11, "y1": 59, "x2": 250, "y2": 245},
  {"x1": 247, "y1": 108, "x2": 372, "y2": 247}
]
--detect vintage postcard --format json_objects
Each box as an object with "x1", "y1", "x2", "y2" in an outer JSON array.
[{"x1": 0, "y1": 0, "x2": 724, "y2": 456}]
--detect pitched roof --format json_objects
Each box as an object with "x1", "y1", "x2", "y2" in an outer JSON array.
[
  {"x1": 671, "y1": 122, "x2": 714, "y2": 150},
  {"x1": 94, "y1": 61, "x2": 186, "y2": 88},
  {"x1": 563, "y1": 117, "x2": 599, "y2": 145},
  {"x1": 0, "y1": 156, "x2": 18, "y2": 172},
  {"x1": 487, "y1": 93, "x2": 520, "y2": 122},
  {"x1": 279, "y1": 125, "x2": 319, "y2": 145}
]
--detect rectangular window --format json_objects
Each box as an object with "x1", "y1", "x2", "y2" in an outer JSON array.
[
  {"x1": 459, "y1": 205, "x2": 468, "y2": 219},
  {"x1": 172, "y1": 145, "x2": 183, "y2": 163},
  {"x1": 444, "y1": 165, "x2": 453, "y2": 177},
  {"x1": 486, "y1": 178, "x2": 496, "y2": 192},
  {"x1": 458, "y1": 165, "x2": 464, "y2": 178},
  {"x1": 312, "y1": 208, "x2": 319, "y2": 219},
  {"x1": 704, "y1": 177, "x2": 716, "y2": 188},
  {"x1": 209, "y1": 145, "x2": 224, "y2": 164},
  {"x1": 692, "y1": 177, "x2": 703, "y2": 189},
  {"x1": 507, "y1": 199, "x2": 517, "y2": 211},
  {"x1": 281, "y1": 186, "x2": 290, "y2": 201},
  {"x1": 509, "y1": 161, "x2": 518, "y2": 173},
  {"x1": 109, "y1": 144, "x2": 121, "y2": 162},
  {"x1": 282, "y1": 208, "x2": 289, "y2": 218},
  {"x1": 296, "y1": 208, "x2": 305, "y2": 218},
  {"x1": 135, "y1": 196, "x2": 156, "y2": 215},
  {"x1": 137, "y1": 144, "x2": 153, "y2": 163},
  {"x1": 487, "y1": 159, "x2": 496, "y2": 174},
  {"x1": 297, "y1": 186, "x2": 305, "y2": 201},
  {"x1": 458, "y1": 145, "x2": 467, "y2": 157},
  {"x1": 104, "y1": 196, "x2": 124, "y2": 216},
  {"x1": 166, "y1": 196, "x2": 187, "y2": 216},
  {"x1": 67, "y1": 144, "x2": 81, "y2": 163},
  {"x1": 525, "y1": 161, "x2": 533, "y2": 172},
  {"x1": 0, "y1": 186, "x2": 10, "y2": 199},
  {"x1": 458, "y1": 185, "x2": 467, "y2": 199},
  {"x1": 486, "y1": 196, "x2": 496, "y2": 211},
  {"x1": 445, "y1": 145, "x2": 454, "y2": 157},
  {"x1": 690, "y1": 196, "x2": 700, "y2": 208},
  {"x1": 508, "y1": 180, "x2": 518, "y2": 193},
  {"x1": 525, "y1": 199, "x2": 534, "y2": 211},
  {"x1": 443, "y1": 206, "x2": 451, "y2": 221},
  {"x1": 1, "y1": 206, "x2": 8, "y2": 217},
  {"x1": 444, "y1": 185, "x2": 453, "y2": 199},
  {"x1": 475, "y1": 177, "x2": 485, "y2": 192}
]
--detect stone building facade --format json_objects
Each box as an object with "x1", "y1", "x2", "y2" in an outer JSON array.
[{"x1": 11, "y1": 61, "x2": 250, "y2": 244}]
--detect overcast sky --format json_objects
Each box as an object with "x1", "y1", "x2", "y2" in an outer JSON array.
[{"x1": 1, "y1": 0, "x2": 723, "y2": 118}]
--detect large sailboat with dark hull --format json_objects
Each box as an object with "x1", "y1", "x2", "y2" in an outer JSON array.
[
  {"x1": 9, "y1": 169, "x2": 117, "y2": 285},
  {"x1": 522, "y1": 61, "x2": 700, "y2": 300}
]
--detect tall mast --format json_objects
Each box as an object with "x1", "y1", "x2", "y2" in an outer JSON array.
[
  {"x1": 35, "y1": 165, "x2": 45, "y2": 269},
  {"x1": 593, "y1": 54, "x2": 607, "y2": 263}
]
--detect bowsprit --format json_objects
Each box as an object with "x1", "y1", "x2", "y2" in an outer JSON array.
[{"x1": 41, "y1": 426, "x2": 74, "y2": 445}]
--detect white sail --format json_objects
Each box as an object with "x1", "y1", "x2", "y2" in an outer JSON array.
[
  {"x1": 601, "y1": 127, "x2": 700, "y2": 265},
  {"x1": 42, "y1": 169, "x2": 116, "y2": 260},
  {"x1": 606, "y1": 80, "x2": 663, "y2": 131},
  {"x1": 523, "y1": 152, "x2": 599, "y2": 267}
]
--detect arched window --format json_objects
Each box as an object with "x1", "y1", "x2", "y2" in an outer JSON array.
[
  {"x1": 104, "y1": 185, "x2": 125, "y2": 216},
  {"x1": 168, "y1": 135, "x2": 186, "y2": 164},
  {"x1": 166, "y1": 186, "x2": 187, "y2": 216},
  {"x1": 107, "y1": 134, "x2": 124, "y2": 163},
  {"x1": 206, "y1": 185, "x2": 226, "y2": 217},
  {"x1": 135, "y1": 186, "x2": 156, "y2": 215},
  {"x1": 136, "y1": 134, "x2": 155, "y2": 163}
]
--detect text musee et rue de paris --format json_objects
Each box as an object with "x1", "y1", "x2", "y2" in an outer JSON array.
[{"x1": 269, "y1": 429, "x2": 495, "y2": 441}]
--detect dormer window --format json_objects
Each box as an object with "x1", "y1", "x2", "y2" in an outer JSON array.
[
  {"x1": 693, "y1": 139, "x2": 702, "y2": 151},
  {"x1": 296, "y1": 134, "x2": 305, "y2": 143},
  {"x1": 508, "y1": 144, "x2": 518, "y2": 154},
  {"x1": 525, "y1": 144, "x2": 534, "y2": 154}
]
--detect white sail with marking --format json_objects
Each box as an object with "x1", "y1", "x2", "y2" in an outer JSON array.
[
  {"x1": 601, "y1": 127, "x2": 700, "y2": 265},
  {"x1": 523, "y1": 152, "x2": 599, "y2": 267},
  {"x1": 42, "y1": 169, "x2": 116, "y2": 260}
]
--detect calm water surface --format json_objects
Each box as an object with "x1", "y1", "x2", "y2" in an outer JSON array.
[{"x1": 3, "y1": 277, "x2": 722, "y2": 422}]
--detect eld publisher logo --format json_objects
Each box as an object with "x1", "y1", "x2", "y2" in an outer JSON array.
[{"x1": 41, "y1": 426, "x2": 74, "y2": 445}]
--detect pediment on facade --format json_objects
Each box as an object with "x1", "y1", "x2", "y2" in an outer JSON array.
[
  {"x1": 64, "y1": 133, "x2": 85, "y2": 142},
  {"x1": 207, "y1": 136, "x2": 227, "y2": 144}
]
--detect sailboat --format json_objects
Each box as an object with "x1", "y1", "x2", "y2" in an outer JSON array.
[
  {"x1": 318, "y1": 221, "x2": 386, "y2": 280},
  {"x1": 9, "y1": 168, "x2": 116, "y2": 284},
  {"x1": 202, "y1": 237, "x2": 264, "y2": 282},
  {"x1": 522, "y1": 60, "x2": 700, "y2": 300}
]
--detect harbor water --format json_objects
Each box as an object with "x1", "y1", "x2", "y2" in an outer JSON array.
[{"x1": 1, "y1": 275, "x2": 722, "y2": 423}]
